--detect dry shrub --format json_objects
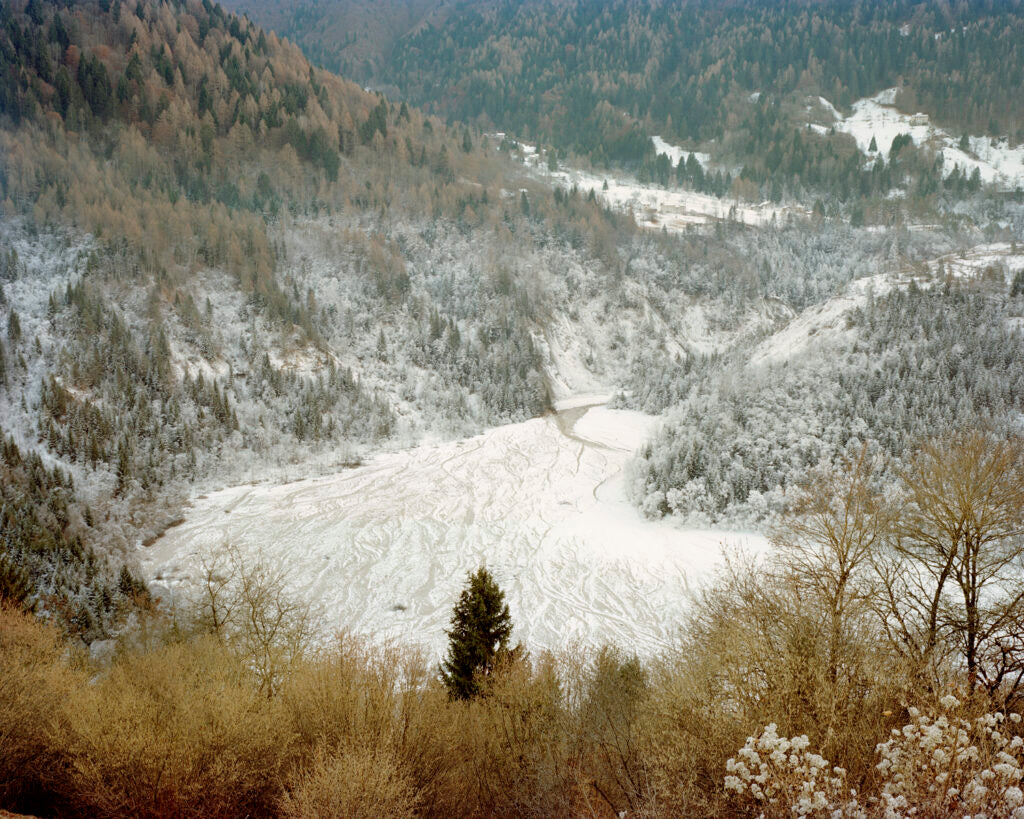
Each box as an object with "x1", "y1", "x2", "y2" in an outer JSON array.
[
  {"x1": 280, "y1": 636, "x2": 472, "y2": 817},
  {"x1": 637, "y1": 634, "x2": 756, "y2": 817},
  {"x1": 0, "y1": 605, "x2": 80, "y2": 810},
  {"x1": 0, "y1": 594, "x2": 979, "y2": 819},
  {"x1": 387, "y1": 664, "x2": 471, "y2": 817},
  {"x1": 399, "y1": 648, "x2": 652, "y2": 817},
  {"x1": 56, "y1": 635, "x2": 294, "y2": 818},
  {"x1": 281, "y1": 634, "x2": 405, "y2": 754},
  {"x1": 636, "y1": 558, "x2": 912, "y2": 817},
  {"x1": 279, "y1": 635, "x2": 470, "y2": 816},
  {"x1": 453, "y1": 653, "x2": 586, "y2": 817},
  {"x1": 279, "y1": 746, "x2": 419, "y2": 818},
  {"x1": 574, "y1": 646, "x2": 651, "y2": 815}
]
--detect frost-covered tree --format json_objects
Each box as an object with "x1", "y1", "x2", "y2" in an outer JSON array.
[{"x1": 630, "y1": 284, "x2": 1024, "y2": 525}]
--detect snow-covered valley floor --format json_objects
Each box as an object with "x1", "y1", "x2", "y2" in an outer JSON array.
[{"x1": 143, "y1": 403, "x2": 766, "y2": 659}]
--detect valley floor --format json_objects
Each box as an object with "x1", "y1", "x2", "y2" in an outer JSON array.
[{"x1": 142, "y1": 400, "x2": 766, "y2": 657}]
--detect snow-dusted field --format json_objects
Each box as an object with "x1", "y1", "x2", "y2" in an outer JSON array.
[
  {"x1": 143, "y1": 404, "x2": 765, "y2": 658},
  {"x1": 750, "y1": 273, "x2": 894, "y2": 367},
  {"x1": 826, "y1": 89, "x2": 1024, "y2": 188},
  {"x1": 504, "y1": 135, "x2": 805, "y2": 230},
  {"x1": 924, "y1": 242, "x2": 1024, "y2": 282},
  {"x1": 544, "y1": 162, "x2": 800, "y2": 230}
]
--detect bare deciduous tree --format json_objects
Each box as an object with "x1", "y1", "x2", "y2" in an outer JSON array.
[
  {"x1": 881, "y1": 431, "x2": 1024, "y2": 695},
  {"x1": 189, "y1": 543, "x2": 317, "y2": 694},
  {"x1": 773, "y1": 448, "x2": 890, "y2": 686},
  {"x1": 771, "y1": 449, "x2": 892, "y2": 748}
]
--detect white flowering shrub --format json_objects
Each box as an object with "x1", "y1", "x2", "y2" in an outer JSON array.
[
  {"x1": 875, "y1": 696, "x2": 1024, "y2": 819},
  {"x1": 724, "y1": 723, "x2": 865, "y2": 818},
  {"x1": 724, "y1": 703, "x2": 1024, "y2": 818}
]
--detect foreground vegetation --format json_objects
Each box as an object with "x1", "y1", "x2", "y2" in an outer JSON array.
[{"x1": 4, "y1": 430, "x2": 1024, "y2": 817}]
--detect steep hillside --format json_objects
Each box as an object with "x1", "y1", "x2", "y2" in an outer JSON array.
[
  {"x1": 0, "y1": 0, "x2": 793, "y2": 636},
  {"x1": 235, "y1": 0, "x2": 1024, "y2": 207},
  {"x1": 629, "y1": 244, "x2": 1024, "y2": 525},
  {"x1": 0, "y1": 0, "x2": 616, "y2": 634},
  {"x1": 218, "y1": 0, "x2": 448, "y2": 88}
]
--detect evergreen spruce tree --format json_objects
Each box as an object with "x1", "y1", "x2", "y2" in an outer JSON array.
[
  {"x1": 0, "y1": 552, "x2": 34, "y2": 611},
  {"x1": 440, "y1": 566, "x2": 514, "y2": 700},
  {"x1": 1011, "y1": 269, "x2": 1024, "y2": 298}
]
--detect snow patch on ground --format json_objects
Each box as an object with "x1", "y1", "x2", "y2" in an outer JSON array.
[
  {"x1": 506, "y1": 138, "x2": 807, "y2": 230},
  {"x1": 573, "y1": 405, "x2": 654, "y2": 451},
  {"x1": 923, "y1": 242, "x2": 1024, "y2": 283},
  {"x1": 831, "y1": 89, "x2": 1024, "y2": 188},
  {"x1": 552, "y1": 393, "x2": 614, "y2": 412},
  {"x1": 536, "y1": 313, "x2": 610, "y2": 403},
  {"x1": 569, "y1": 166, "x2": 798, "y2": 228},
  {"x1": 752, "y1": 242, "x2": 1024, "y2": 367},
  {"x1": 548, "y1": 165, "x2": 803, "y2": 230},
  {"x1": 143, "y1": 404, "x2": 766, "y2": 658},
  {"x1": 750, "y1": 274, "x2": 894, "y2": 366},
  {"x1": 816, "y1": 96, "x2": 842, "y2": 121},
  {"x1": 651, "y1": 136, "x2": 710, "y2": 169}
]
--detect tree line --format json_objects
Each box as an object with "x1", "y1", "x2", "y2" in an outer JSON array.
[{"x1": 260, "y1": 0, "x2": 1024, "y2": 202}]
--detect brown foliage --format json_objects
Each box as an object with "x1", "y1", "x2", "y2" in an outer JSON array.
[
  {"x1": 0, "y1": 606, "x2": 80, "y2": 808},
  {"x1": 56, "y1": 636, "x2": 294, "y2": 818},
  {"x1": 6, "y1": 433, "x2": 1024, "y2": 816},
  {"x1": 279, "y1": 747, "x2": 419, "y2": 819}
]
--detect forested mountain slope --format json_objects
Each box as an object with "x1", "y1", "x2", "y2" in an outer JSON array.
[
  {"x1": 0, "y1": 0, "x2": 814, "y2": 636},
  {"x1": 1, "y1": 0, "x2": 1021, "y2": 645},
  {"x1": 628, "y1": 246, "x2": 1024, "y2": 525},
  {"x1": 0, "y1": 0, "x2": 620, "y2": 634},
  {"x1": 230, "y1": 0, "x2": 1024, "y2": 204},
  {"x1": 219, "y1": 0, "x2": 448, "y2": 88}
]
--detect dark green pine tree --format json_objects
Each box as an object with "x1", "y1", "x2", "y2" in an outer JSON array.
[
  {"x1": 1011, "y1": 269, "x2": 1024, "y2": 298},
  {"x1": 440, "y1": 566, "x2": 514, "y2": 700},
  {"x1": 0, "y1": 552, "x2": 34, "y2": 612}
]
